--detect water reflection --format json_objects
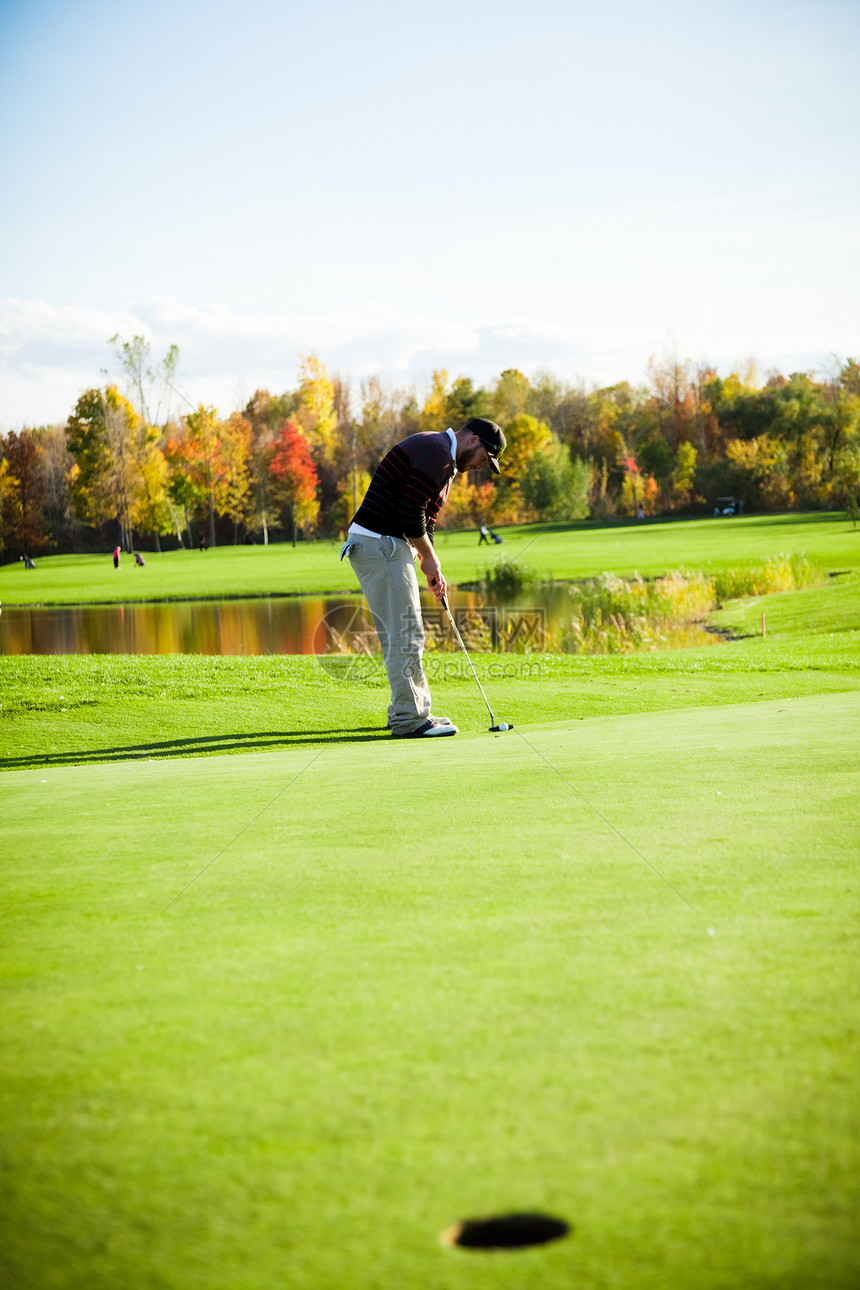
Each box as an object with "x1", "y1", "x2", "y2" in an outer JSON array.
[
  {"x1": 0, "y1": 597, "x2": 339, "y2": 656},
  {"x1": 0, "y1": 586, "x2": 721, "y2": 656}
]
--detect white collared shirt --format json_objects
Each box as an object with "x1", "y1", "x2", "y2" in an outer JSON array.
[
  {"x1": 446, "y1": 427, "x2": 458, "y2": 475},
  {"x1": 348, "y1": 521, "x2": 383, "y2": 539}
]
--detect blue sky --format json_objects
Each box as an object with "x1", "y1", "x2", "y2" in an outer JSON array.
[{"x1": 1, "y1": 0, "x2": 858, "y2": 426}]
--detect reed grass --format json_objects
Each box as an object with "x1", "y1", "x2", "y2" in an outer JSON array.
[
  {"x1": 559, "y1": 555, "x2": 823, "y2": 655},
  {"x1": 712, "y1": 553, "x2": 821, "y2": 601}
]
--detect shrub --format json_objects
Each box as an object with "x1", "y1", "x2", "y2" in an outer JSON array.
[{"x1": 483, "y1": 556, "x2": 535, "y2": 593}]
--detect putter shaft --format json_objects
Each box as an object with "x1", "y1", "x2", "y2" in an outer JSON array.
[{"x1": 441, "y1": 595, "x2": 496, "y2": 726}]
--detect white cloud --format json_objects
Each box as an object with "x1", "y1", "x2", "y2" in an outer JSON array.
[
  {"x1": 0, "y1": 298, "x2": 150, "y2": 354},
  {"x1": 1, "y1": 292, "x2": 856, "y2": 431}
]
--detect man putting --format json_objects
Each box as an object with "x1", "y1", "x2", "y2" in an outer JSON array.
[{"x1": 341, "y1": 417, "x2": 506, "y2": 738}]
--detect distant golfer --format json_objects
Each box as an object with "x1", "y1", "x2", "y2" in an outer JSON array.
[
  {"x1": 341, "y1": 417, "x2": 506, "y2": 738},
  {"x1": 112, "y1": 545, "x2": 121, "y2": 569}
]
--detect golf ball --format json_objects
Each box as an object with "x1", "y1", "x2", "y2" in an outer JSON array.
[{"x1": 497, "y1": 722, "x2": 509, "y2": 731}]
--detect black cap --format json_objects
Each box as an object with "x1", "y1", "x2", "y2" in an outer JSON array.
[{"x1": 462, "y1": 417, "x2": 507, "y2": 474}]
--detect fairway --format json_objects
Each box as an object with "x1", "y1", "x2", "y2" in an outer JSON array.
[
  {"x1": 2, "y1": 693, "x2": 859, "y2": 1289},
  {"x1": 2, "y1": 512, "x2": 858, "y2": 605}
]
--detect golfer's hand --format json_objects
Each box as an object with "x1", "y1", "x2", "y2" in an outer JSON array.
[{"x1": 420, "y1": 555, "x2": 447, "y2": 601}]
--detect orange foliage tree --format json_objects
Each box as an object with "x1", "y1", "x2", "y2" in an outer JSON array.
[{"x1": 269, "y1": 418, "x2": 320, "y2": 545}]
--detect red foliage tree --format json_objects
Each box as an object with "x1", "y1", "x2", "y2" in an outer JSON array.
[{"x1": 269, "y1": 418, "x2": 319, "y2": 544}]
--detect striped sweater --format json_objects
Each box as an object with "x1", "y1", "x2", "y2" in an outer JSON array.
[{"x1": 351, "y1": 432, "x2": 455, "y2": 542}]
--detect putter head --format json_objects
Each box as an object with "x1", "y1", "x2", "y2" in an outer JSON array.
[{"x1": 490, "y1": 722, "x2": 513, "y2": 732}]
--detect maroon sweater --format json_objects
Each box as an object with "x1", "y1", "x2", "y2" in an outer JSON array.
[{"x1": 351, "y1": 432, "x2": 455, "y2": 542}]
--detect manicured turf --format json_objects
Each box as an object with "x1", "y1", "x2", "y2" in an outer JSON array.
[
  {"x1": 2, "y1": 512, "x2": 858, "y2": 605},
  {"x1": 1, "y1": 517, "x2": 859, "y2": 1288},
  {"x1": 2, "y1": 693, "x2": 859, "y2": 1289},
  {"x1": 2, "y1": 567, "x2": 858, "y2": 769}
]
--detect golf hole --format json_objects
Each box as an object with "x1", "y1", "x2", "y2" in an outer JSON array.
[{"x1": 441, "y1": 1211, "x2": 571, "y2": 1251}]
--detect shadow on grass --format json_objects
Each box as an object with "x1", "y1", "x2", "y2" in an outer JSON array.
[{"x1": 2, "y1": 727, "x2": 390, "y2": 770}]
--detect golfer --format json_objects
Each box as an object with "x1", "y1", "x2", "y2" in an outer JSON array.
[{"x1": 341, "y1": 417, "x2": 506, "y2": 738}]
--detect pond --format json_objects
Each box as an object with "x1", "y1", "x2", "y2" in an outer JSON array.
[{"x1": 0, "y1": 584, "x2": 722, "y2": 656}]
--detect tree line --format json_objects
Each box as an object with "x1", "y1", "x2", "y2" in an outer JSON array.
[{"x1": 1, "y1": 338, "x2": 859, "y2": 558}]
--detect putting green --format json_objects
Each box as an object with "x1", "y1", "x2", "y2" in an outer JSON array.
[{"x1": 2, "y1": 692, "x2": 858, "y2": 1288}]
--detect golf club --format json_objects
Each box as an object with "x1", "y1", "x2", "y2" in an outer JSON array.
[{"x1": 440, "y1": 594, "x2": 513, "y2": 732}]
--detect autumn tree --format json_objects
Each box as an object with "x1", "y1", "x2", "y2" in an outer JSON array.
[
  {"x1": 818, "y1": 359, "x2": 860, "y2": 477},
  {"x1": 66, "y1": 385, "x2": 150, "y2": 549},
  {"x1": 526, "y1": 371, "x2": 568, "y2": 430},
  {"x1": 36, "y1": 426, "x2": 81, "y2": 549},
  {"x1": 104, "y1": 334, "x2": 178, "y2": 547},
  {"x1": 670, "y1": 442, "x2": 698, "y2": 508},
  {"x1": 559, "y1": 382, "x2": 646, "y2": 493},
  {"x1": 328, "y1": 470, "x2": 372, "y2": 536},
  {"x1": 358, "y1": 378, "x2": 418, "y2": 472},
  {"x1": 418, "y1": 370, "x2": 450, "y2": 433},
  {"x1": 724, "y1": 436, "x2": 792, "y2": 510},
  {"x1": 445, "y1": 376, "x2": 487, "y2": 427},
  {"x1": 620, "y1": 458, "x2": 646, "y2": 516},
  {"x1": 327, "y1": 375, "x2": 356, "y2": 518},
  {"x1": 0, "y1": 431, "x2": 48, "y2": 553},
  {"x1": 221, "y1": 413, "x2": 254, "y2": 542},
  {"x1": 242, "y1": 390, "x2": 300, "y2": 545},
  {"x1": 269, "y1": 418, "x2": 319, "y2": 545},
  {"x1": 520, "y1": 439, "x2": 590, "y2": 521},
  {"x1": 109, "y1": 333, "x2": 179, "y2": 426},
  {"x1": 132, "y1": 432, "x2": 175, "y2": 551},
  {"x1": 646, "y1": 352, "x2": 702, "y2": 449},
  {"x1": 437, "y1": 479, "x2": 497, "y2": 530},
  {"x1": 164, "y1": 426, "x2": 207, "y2": 547},
  {"x1": 244, "y1": 388, "x2": 301, "y2": 431},
  {"x1": 499, "y1": 413, "x2": 552, "y2": 479},
  {"x1": 0, "y1": 460, "x2": 16, "y2": 555},
  {"x1": 490, "y1": 369, "x2": 531, "y2": 426},
  {"x1": 182, "y1": 406, "x2": 232, "y2": 547},
  {"x1": 296, "y1": 354, "x2": 336, "y2": 465}
]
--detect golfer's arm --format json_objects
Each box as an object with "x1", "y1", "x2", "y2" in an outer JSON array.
[{"x1": 410, "y1": 534, "x2": 438, "y2": 567}]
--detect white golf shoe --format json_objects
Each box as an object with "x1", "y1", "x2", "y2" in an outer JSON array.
[{"x1": 391, "y1": 718, "x2": 459, "y2": 738}]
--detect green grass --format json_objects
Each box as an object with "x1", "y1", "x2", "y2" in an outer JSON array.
[
  {"x1": 2, "y1": 694, "x2": 859, "y2": 1289},
  {"x1": 2, "y1": 564, "x2": 858, "y2": 769},
  {"x1": 1, "y1": 518, "x2": 859, "y2": 1288},
  {"x1": 2, "y1": 512, "x2": 858, "y2": 605}
]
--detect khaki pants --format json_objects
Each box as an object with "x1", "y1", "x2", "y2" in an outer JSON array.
[{"x1": 343, "y1": 534, "x2": 432, "y2": 734}]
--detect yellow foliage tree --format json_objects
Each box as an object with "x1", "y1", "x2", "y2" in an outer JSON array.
[
  {"x1": 418, "y1": 370, "x2": 449, "y2": 433},
  {"x1": 131, "y1": 426, "x2": 174, "y2": 549},
  {"x1": 726, "y1": 435, "x2": 793, "y2": 510},
  {"x1": 490, "y1": 369, "x2": 531, "y2": 426},
  {"x1": 66, "y1": 385, "x2": 154, "y2": 549},
  {"x1": 221, "y1": 413, "x2": 254, "y2": 541},
  {"x1": 297, "y1": 354, "x2": 337, "y2": 465},
  {"x1": 620, "y1": 470, "x2": 644, "y2": 516},
  {"x1": 502, "y1": 413, "x2": 552, "y2": 479},
  {"x1": 670, "y1": 441, "x2": 697, "y2": 506}
]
